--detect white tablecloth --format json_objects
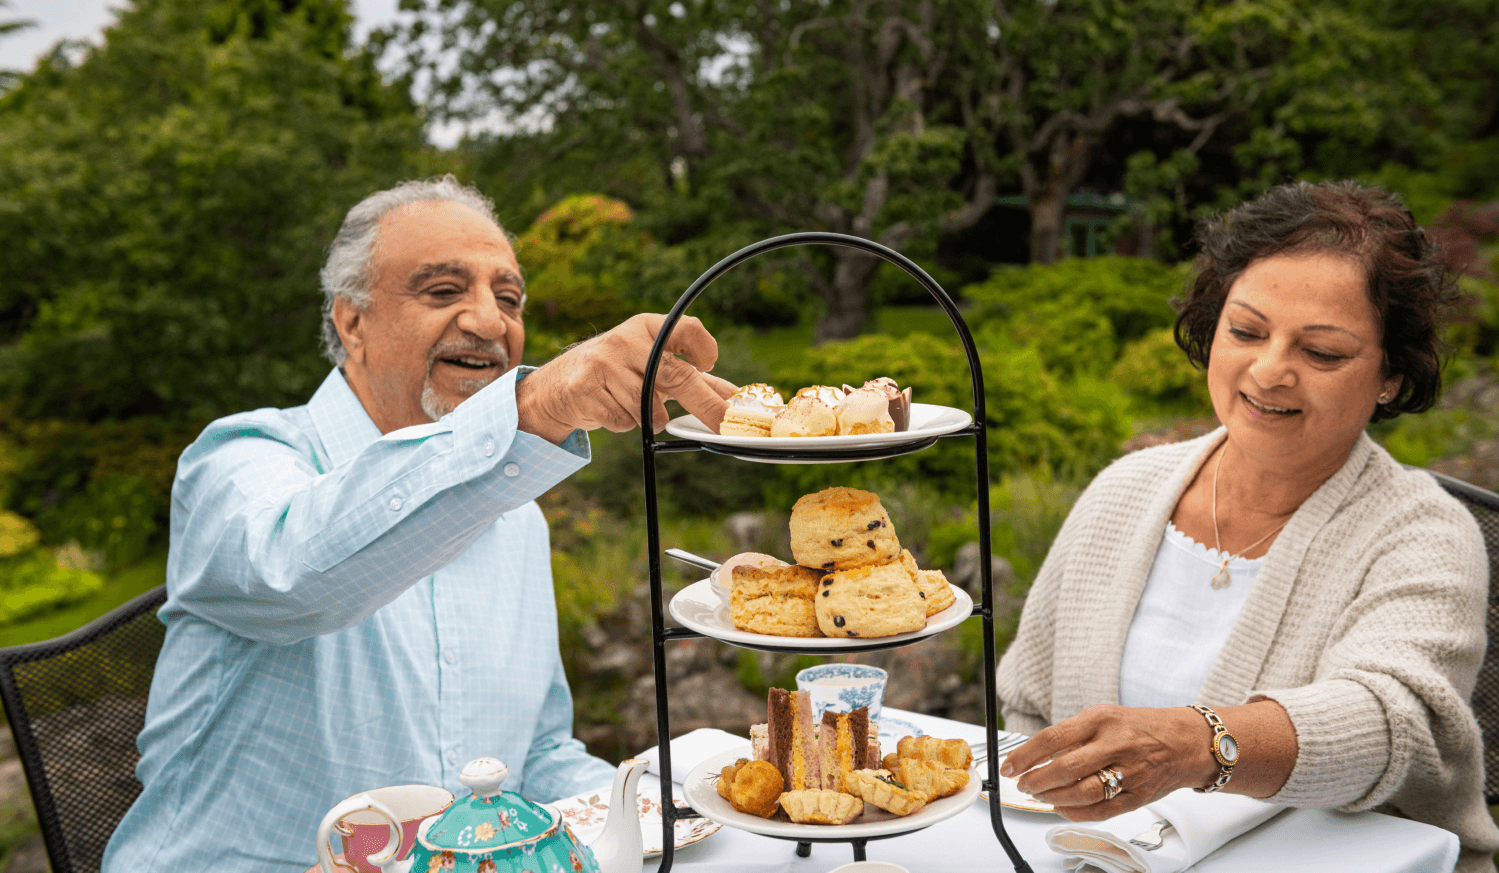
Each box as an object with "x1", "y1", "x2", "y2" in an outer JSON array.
[{"x1": 643, "y1": 709, "x2": 1459, "y2": 873}]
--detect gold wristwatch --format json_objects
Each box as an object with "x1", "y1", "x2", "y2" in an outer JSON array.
[{"x1": 1188, "y1": 703, "x2": 1238, "y2": 793}]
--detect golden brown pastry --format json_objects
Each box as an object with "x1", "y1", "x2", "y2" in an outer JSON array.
[
  {"x1": 730, "y1": 564, "x2": 824, "y2": 637},
  {"x1": 770, "y1": 394, "x2": 837, "y2": 438},
  {"x1": 778, "y1": 789, "x2": 863, "y2": 825},
  {"x1": 789, "y1": 487, "x2": 901, "y2": 571},
  {"x1": 715, "y1": 759, "x2": 784, "y2": 818},
  {"x1": 842, "y1": 769, "x2": 929, "y2": 816},
  {"x1": 814, "y1": 561, "x2": 926, "y2": 639},
  {"x1": 895, "y1": 735, "x2": 973, "y2": 770},
  {"x1": 890, "y1": 757, "x2": 969, "y2": 799},
  {"x1": 913, "y1": 569, "x2": 956, "y2": 616}
]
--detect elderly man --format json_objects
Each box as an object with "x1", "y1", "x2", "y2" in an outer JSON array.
[{"x1": 101, "y1": 176, "x2": 733, "y2": 873}]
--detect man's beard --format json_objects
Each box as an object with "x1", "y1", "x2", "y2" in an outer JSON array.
[{"x1": 420, "y1": 339, "x2": 510, "y2": 421}]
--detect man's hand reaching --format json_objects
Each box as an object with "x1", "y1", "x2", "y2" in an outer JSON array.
[{"x1": 515, "y1": 314, "x2": 737, "y2": 444}]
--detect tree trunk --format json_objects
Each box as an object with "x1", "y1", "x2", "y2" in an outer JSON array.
[
  {"x1": 814, "y1": 248, "x2": 884, "y2": 343},
  {"x1": 1030, "y1": 190, "x2": 1067, "y2": 264}
]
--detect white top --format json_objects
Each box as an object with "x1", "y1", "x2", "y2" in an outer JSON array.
[{"x1": 1118, "y1": 522, "x2": 1265, "y2": 709}]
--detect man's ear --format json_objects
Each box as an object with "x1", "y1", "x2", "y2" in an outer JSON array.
[{"x1": 333, "y1": 296, "x2": 367, "y2": 365}]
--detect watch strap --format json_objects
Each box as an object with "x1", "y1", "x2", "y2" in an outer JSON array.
[{"x1": 1188, "y1": 703, "x2": 1235, "y2": 793}]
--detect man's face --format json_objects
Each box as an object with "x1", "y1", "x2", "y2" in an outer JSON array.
[{"x1": 335, "y1": 200, "x2": 526, "y2": 433}]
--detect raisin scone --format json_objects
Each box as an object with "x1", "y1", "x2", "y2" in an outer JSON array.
[
  {"x1": 789, "y1": 487, "x2": 901, "y2": 571},
  {"x1": 842, "y1": 769, "x2": 929, "y2": 816},
  {"x1": 778, "y1": 789, "x2": 863, "y2": 825},
  {"x1": 814, "y1": 561, "x2": 925, "y2": 638},
  {"x1": 730, "y1": 564, "x2": 824, "y2": 637}
]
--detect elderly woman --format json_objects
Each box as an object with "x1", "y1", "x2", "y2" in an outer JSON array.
[{"x1": 995, "y1": 180, "x2": 1499, "y2": 872}]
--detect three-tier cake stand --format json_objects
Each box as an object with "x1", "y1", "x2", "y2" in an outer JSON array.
[{"x1": 636, "y1": 232, "x2": 1033, "y2": 873}]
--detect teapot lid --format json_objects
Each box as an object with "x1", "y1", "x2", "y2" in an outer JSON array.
[{"x1": 420, "y1": 758, "x2": 558, "y2": 852}]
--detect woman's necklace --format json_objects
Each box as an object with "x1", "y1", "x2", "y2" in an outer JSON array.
[{"x1": 1210, "y1": 448, "x2": 1290, "y2": 589}]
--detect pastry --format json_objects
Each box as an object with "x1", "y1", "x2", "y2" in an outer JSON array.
[
  {"x1": 895, "y1": 735, "x2": 973, "y2": 770},
  {"x1": 720, "y1": 407, "x2": 776, "y2": 437},
  {"x1": 730, "y1": 564, "x2": 823, "y2": 637},
  {"x1": 770, "y1": 394, "x2": 837, "y2": 438},
  {"x1": 728, "y1": 382, "x2": 786, "y2": 410},
  {"x1": 814, "y1": 561, "x2": 926, "y2": 639},
  {"x1": 842, "y1": 769, "x2": 929, "y2": 816},
  {"x1": 818, "y1": 707, "x2": 876, "y2": 791},
  {"x1": 789, "y1": 487, "x2": 901, "y2": 570},
  {"x1": 913, "y1": 568, "x2": 956, "y2": 616},
  {"x1": 778, "y1": 790, "x2": 863, "y2": 825},
  {"x1": 715, "y1": 758, "x2": 783, "y2": 818},
  {"x1": 860, "y1": 377, "x2": 913, "y2": 432},
  {"x1": 833, "y1": 387, "x2": 895, "y2": 436},
  {"x1": 793, "y1": 385, "x2": 847, "y2": 407},
  {"x1": 766, "y1": 688, "x2": 822, "y2": 791},
  {"x1": 890, "y1": 757, "x2": 969, "y2": 799}
]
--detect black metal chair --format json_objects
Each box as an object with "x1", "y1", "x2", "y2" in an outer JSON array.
[
  {"x1": 1423, "y1": 470, "x2": 1499, "y2": 805},
  {"x1": 0, "y1": 585, "x2": 167, "y2": 873}
]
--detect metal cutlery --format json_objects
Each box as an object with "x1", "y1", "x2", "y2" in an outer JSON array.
[
  {"x1": 1128, "y1": 819, "x2": 1173, "y2": 851},
  {"x1": 664, "y1": 548, "x2": 721, "y2": 573}
]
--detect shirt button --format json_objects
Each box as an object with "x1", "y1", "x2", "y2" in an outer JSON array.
[
  {"x1": 389, "y1": 497, "x2": 402, "y2": 511},
  {"x1": 503, "y1": 463, "x2": 521, "y2": 477},
  {"x1": 443, "y1": 649, "x2": 456, "y2": 664},
  {"x1": 447, "y1": 750, "x2": 458, "y2": 765},
  {"x1": 483, "y1": 439, "x2": 495, "y2": 457}
]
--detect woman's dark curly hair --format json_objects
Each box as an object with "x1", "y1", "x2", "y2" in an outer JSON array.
[{"x1": 1173, "y1": 180, "x2": 1458, "y2": 422}]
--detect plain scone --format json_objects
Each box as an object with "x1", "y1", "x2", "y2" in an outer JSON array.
[
  {"x1": 730, "y1": 564, "x2": 824, "y2": 637},
  {"x1": 789, "y1": 487, "x2": 902, "y2": 570}
]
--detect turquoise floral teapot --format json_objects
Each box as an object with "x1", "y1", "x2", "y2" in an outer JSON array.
[{"x1": 317, "y1": 756, "x2": 648, "y2": 873}]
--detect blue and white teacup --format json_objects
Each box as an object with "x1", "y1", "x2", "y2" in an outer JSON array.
[{"x1": 796, "y1": 664, "x2": 887, "y2": 724}]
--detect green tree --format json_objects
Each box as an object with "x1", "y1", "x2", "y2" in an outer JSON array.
[
  {"x1": 0, "y1": 0, "x2": 35, "y2": 90},
  {"x1": 396, "y1": 0, "x2": 1003, "y2": 341},
  {"x1": 0, "y1": 0, "x2": 424, "y2": 422}
]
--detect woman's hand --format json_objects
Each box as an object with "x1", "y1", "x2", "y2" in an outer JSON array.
[{"x1": 999, "y1": 704, "x2": 1217, "y2": 821}]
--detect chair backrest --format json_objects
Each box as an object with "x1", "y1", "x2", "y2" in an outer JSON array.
[
  {"x1": 1424, "y1": 470, "x2": 1499, "y2": 806},
  {"x1": 0, "y1": 585, "x2": 167, "y2": 873}
]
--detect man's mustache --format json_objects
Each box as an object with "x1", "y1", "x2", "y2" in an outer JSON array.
[{"x1": 427, "y1": 339, "x2": 510, "y2": 376}]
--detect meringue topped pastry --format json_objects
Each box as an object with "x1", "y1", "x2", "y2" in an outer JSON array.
[
  {"x1": 771, "y1": 394, "x2": 837, "y2": 438},
  {"x1": 792, "y1": 385, "x2": 847, "y2": 408},
  {"x1": 834, "y1": 387, "x2": 896, "y2": 435},
  {"x1": 729, "y1": 382, "x2": 786, "y2": 411}
]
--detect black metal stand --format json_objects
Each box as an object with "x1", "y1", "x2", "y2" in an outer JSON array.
[{"x1": 639, "y1": 232, "x2": 1033, "y2": 873}]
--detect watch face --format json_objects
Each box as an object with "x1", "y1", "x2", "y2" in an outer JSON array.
[{"x1": 1219, "y1": 734, "x2": 1239, "y2": 764}]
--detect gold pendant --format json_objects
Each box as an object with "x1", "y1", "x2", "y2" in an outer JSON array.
[{"x1": 1211, "y1": 558, "x2": 1232, "y2": 589}]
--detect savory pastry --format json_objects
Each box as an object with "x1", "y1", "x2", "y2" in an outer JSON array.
[
  {"x1": 815, "y1": 561, "x2": 926, "y2": 639},
  {"x1": 833, "y1": 387, "x2": 895, "y2": 436},
  {"x1": 750, "y1": 716, "x2": 879, "y2": 766},
  {"x1": 715, "y1": 759, "x2": 784, "y2": 818},
  {"x1": 789, "y1": 487, "x2": 901, "y2": 570},
  {"x1": 778, "y1": 789, "x2": 863, "y2": 825},
  {"x1": 818, "y1": 707, "x2": 877, "y2": 791},
  {"x1": 895, "y1": 735, "x2": 973, "y2": 770},
  {"x1": 730, "y1": 564, "x2": 824, "y2": 637},
  {"x1": 766, "y1": 688, "x2": 822, "y2": 791},
  {"x1": 770, "y1": 393, "x2": 837, "y2": 438},
  {"x1": 890, "y1": 757, "x2": 969, "y2": 799},
  {"x1": 842, "y1": 769, "x2": 929, "y2": 816}
]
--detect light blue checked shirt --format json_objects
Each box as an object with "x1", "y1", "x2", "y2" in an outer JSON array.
[{"x1": 102, "y1": 367, "x2": 616, "y2": 873}]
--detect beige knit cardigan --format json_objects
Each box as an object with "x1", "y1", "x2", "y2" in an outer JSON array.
[{"x1": 996, "y1": 429, "x2": 1499, "y2": 872}]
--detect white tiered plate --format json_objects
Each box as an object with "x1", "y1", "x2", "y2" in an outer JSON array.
[
  {"x1": 664, "y1": 403, "x2": 972, "y2": 452},
  {"x1": 668, "y1": 579, "x2": 972, "y2": 650},
  {"x1": 682, "y1": 745, "x2": 982, "y2": 840}
]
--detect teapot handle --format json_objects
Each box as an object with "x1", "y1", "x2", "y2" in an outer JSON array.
[{"x1": 316, "y1": 793, "x2": 407, "y2": 873}]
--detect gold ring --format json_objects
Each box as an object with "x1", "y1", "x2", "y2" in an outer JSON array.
[{"x1": 1097, "y1": 768, "x2": 1123, "y2": 801}]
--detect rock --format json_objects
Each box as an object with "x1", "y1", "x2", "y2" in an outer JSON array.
[{"x1": 951, "y1": 542, "x2": 1015, "y2": 596}]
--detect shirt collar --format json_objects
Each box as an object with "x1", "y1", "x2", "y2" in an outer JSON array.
[{"x1": 307, "y1": 368, "x2": 384, "y2": 470}]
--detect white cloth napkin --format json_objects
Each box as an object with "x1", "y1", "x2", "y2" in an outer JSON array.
[
  {"x1": 1045, "y1": 788, "x2": 1285, "y2": 873},
  {"x1": 637, "y1": 728, "x2": 749, "y2": 779}
]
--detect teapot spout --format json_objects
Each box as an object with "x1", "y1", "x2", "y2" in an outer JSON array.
[{"x1": 587, "y1": 758, "x2": 647, "y2": 873}]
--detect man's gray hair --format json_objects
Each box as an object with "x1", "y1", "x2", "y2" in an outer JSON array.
[{"x1": 319, "y1": 175, "x2": 513, "y2": 365}]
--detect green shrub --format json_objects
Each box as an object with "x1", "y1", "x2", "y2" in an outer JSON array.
[
  {"x1": 0, "y1": 546, "x2": 105, "y2": 627},
  {"x1": 1109, "y1": 327, "x2": 1216, "y2": 416},
  {"x1": 964, "y1": 257, "x2": 1186, "y2": 377}
]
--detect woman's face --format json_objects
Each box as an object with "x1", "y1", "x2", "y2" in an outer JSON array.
[{"x1": 1207, "y1": 250, "x2": 1402, "y2": 470}]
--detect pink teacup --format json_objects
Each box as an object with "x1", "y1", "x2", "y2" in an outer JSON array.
[{"x1": 321, "y1": 784, "x2": 453, "y2": 873}]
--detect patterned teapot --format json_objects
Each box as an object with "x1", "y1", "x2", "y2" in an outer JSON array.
[{"x1": 317, "y1": 756, "x2": 648, "y2": 873}]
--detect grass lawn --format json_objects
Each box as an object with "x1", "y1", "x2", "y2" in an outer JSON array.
[{"x1": 0, "y1": 551, "x2": 167, "y2": 650}]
